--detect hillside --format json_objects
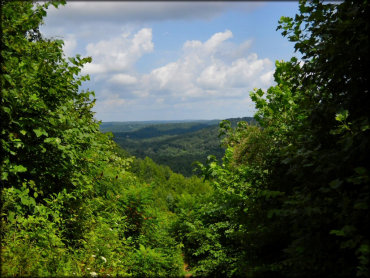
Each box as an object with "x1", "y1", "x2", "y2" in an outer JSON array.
[
  {"x1": 101, "y1": 117, "x2": 255, "y2": 176},
  {"x1": 100, "y1": 119, "x2": 220, "y2": 133}
]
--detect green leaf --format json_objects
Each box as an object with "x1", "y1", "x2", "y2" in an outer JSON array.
[
  {"x1": 12, "y1": 165, "x2": 27, "y2": 173},
  {"x1": 20, "y1": 196, "x2": 29, "y2": 206},
  {"x1": 1, "y1": 171, "x2": 9, "y2": 180},
  {"x1": 2, "y1": 107, "x2": 11, "y2": 114},
  {"x1": 29, "y1": 94, "x2": 38, "y2": 101},
  {"x1": 335, "y1": 110, "x2": 349, "y2": 122},
  {"x1": 33, "y1": 128, "x2": 48, "y2": 138}
]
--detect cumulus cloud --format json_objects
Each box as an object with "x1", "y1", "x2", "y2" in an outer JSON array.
[
  {"x1": 204, "y1": 30, "x2": 233, "y2": 51},
  {"x1": 35, "y1": 0, "x2": 299, "y2": 121},
  {"x1": 71, "y1": 29, "x2": 274, "y2": 121},
  {"x1": 140, "y1": 30, "x2": 274, "y2": 101},
  {"x1": 82, "y1": 28, "x2": 153, "y2": 75},
  {"x1": 260, "y1": 70, "x2": 275, "y2": 87}
]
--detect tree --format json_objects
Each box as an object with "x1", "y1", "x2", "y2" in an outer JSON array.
[
  {"x1": 1, "y1": 0, "x2": 97, "y2": 197},
  {"x1": 250, "y1": 0, "x2": 370, "y2": 276},
  {"x1": 193, "y1": 0, "x2": 369, "y2": 276}
]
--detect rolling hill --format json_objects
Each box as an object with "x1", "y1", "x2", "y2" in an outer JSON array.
[{"x1": 101, "y1": 117, "x2": 255, "y2": 176}]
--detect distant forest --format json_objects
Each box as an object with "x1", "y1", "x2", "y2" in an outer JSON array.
[{"x1": 101, "y1": 117, "x2": 255, "y2": 176}]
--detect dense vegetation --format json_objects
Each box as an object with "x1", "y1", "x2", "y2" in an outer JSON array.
[
  {"x1": 102, "y1": 118, "x2": 254, "y2": 176},
  {"x1": 1, "y1": 0, "x2": 369, "y2": 277}
]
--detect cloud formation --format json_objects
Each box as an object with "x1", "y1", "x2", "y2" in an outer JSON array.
[
  {"x1": 88, "y1": 29, "x2": 274, "y2": 120},
  {"x1": 109, "y1": 74, "x2": 138, "y2": 86},
  {"x1": 62, "y1": 34, "x2": 77, "y2": 57},
  {"x1": 140, "y1": 30, "x2": 274, "y2": 100},
  {"x1": 37, "y1": 0, "x2": 301, "y2": 121},
  {"x1": 82, "y1": 28, "x2": 153, "y2": 75}
]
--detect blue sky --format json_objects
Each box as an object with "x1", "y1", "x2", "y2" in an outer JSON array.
[{"x1": 40, "y1": 1, "x2": 300, "y2": 122}]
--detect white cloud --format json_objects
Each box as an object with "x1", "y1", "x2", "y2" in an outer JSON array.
[
  {"x1": 35, "y1": 0, "x2": 301, "y2": 121},
  {"x1": 150, "y1": 63, "x2": 178, "y2": 89},
  {"x1": 109, "y1": 74, "x2": 138, "y2": 85},
  {"x1": 139, "y1": 30, "x2": 274, "y2": 101},
  {"x1": 82, "y1": 28, "x2": 153, "y2": 75},
  {"x1": 204, "y1": 30, "x2": 233, "y2": 52},
  {"x1": 62, "y1": 34, "x2": 77, "y2": 57},
  {"x1": 70, "y1": 29, "x2": 274, "y2": 121},
  {"x1": 197, "y1": 63, "x2": 227, "y2": 89},
  {"x1": 260, "y1": 70, "x2": 275, "y2": 87}
]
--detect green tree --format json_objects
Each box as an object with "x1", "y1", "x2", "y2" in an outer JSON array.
[
  {"x1": 269, "y1": 1, "x2": 369, "y2": 276},
  {"x1": 192, "y1": 0, "x2": 369, "y2": 277},
  {"x1": 1, "y1": 0, "x2": 98, "y2": 197},
  {"x1": 251, "y1": 0, "x2": 369, "y2": 276}
]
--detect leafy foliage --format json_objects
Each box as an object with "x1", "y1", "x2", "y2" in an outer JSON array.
[{"x1": 186, "y1": 0, "x2": 370, "y2": 277}]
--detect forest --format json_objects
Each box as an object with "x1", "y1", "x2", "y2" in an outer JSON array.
[
  {"x1": 101, "y1": 118, "x2": 254, "y2": 176},
  {"x1": 1, "y1": 0, "x2": 369, "y2": 277}
]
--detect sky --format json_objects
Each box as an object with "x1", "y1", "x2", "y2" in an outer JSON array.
[{"x1": 39, "y1": 1, "x2": 300, "y2": 122}]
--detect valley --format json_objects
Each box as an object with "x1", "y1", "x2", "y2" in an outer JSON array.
[{"x1": 101, "y1": 117, "x2": 255, "y2": 176}]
